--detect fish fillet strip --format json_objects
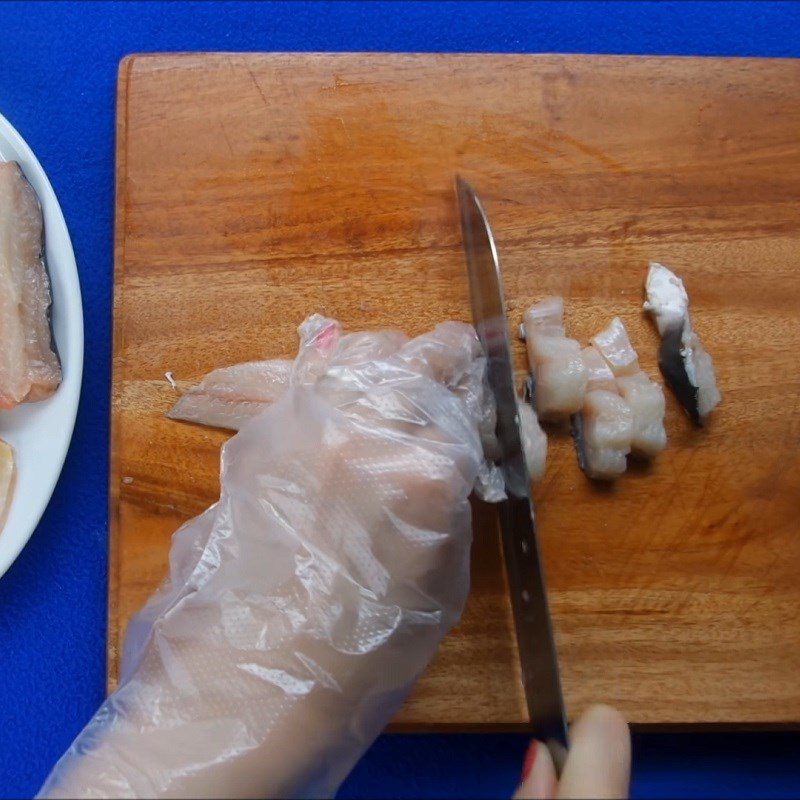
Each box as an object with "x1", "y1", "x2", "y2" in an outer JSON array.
[{"x1": 0, "y1": 162, "x2": 61, "y2": 408}]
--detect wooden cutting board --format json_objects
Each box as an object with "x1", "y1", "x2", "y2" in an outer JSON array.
[{"x1": 111, "y1": 53, "x2": 800, "y2": 728}]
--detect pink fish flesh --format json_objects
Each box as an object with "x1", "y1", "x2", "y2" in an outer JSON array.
[
  {"x1": 167, "y1": 360, "x2": 293, "y2": 431},
  {"x1": 0, "y1": 162, "x2": 61, "y2": 408}
]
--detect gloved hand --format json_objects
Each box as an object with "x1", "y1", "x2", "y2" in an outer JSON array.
[{"x1": 40, "y1": 316, "x2": 499, "y2": 799}]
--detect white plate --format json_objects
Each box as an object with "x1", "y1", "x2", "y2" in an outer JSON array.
[{"x1": 0, "y1": 112, "x2": 83, "y2": 579}]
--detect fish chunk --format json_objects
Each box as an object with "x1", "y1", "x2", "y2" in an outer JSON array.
[
  {"x1": 590, "y1": 316, "x2": 639, "y2": 377},
  {"x1": 0, "y1": 162, "x2": 61, "y2": 408},
  {"x1": 616, "y1": 372, "x2": 667, "y2": 458},
  {"x1": 591, "y1": 317, "x2": 667, "y2": 459},
  {"x1": 644, "y1": 262, "x2": 721, "y2": 424},
  {"x1": 581, "y1": 344, "x2": 617, "y2": 393},
  {"x1": 572, "y1": 389, "x2": 634, "y2": 480},
  {"x1": 522, "y1": 297, "x2": 587, "y2": 419},
  {"x1": 0, "y1": 439, "x2": 14, "y2": 530},
  {"x1": 517, "y1": 399, "x2": 547, "y2": 482},
  {"x1": 572, "y1": 345, "x2": 634, "y2": 479},
  {"x1": 521, "y1": 295, "x2": 564, "y2": 338},
  {"x1": 167, "y1": 360, "x2": 292, "y2": 431}
]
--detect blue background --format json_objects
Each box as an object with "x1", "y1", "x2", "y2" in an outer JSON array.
[{"x1": 1, "y1": 2, "x2": 799, "y2": 797}]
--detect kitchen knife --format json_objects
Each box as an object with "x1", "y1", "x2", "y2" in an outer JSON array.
[{"x1": 455, "y1": 175, "x2": 568, "y2": 768}]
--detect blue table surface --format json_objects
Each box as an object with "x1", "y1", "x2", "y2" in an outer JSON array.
[{"x1": 1, "y1": 2, "x2": 799, "y2": 797}]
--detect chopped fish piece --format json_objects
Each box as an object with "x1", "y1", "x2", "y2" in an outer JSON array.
[
  {"x1": 591, "y1": 317, "x2": 667, "y2": 459},
  {"x1": 616, "y1": 373, "x2": 667, "y2": 458},
  {"x1": 517, "y1": 399, "x2": 547, "y2": 482},
  {"x1": 644, "y1": 262, "x2": 721, "y2": 424},
  {"x1": 0, "y1": 439, "x2": 14, "y2": 530},
  {"x1": 522, "y1": 296, "x2": 587, "y2": 419},
  {"x1": 581, "y1": 345, "x2": 617, "y2": 393},
  {"x1": 590, "y1": 316, "x2": 639, "y2": 377},
  {"x1": 572, "y1": 346, "x2": 633, "y2": 480},
  {"x1": 572, "y1": 389, "x2": 633, "y2": 480},
  {"x1": 0, "y1": 162, "x2": 61, "y2": 409},
  {"x1": 167, "y1": 360, "x2": 292, "y2": 431},
  {"x1": 522, "y1": 295, "x2": 565, "y2": 337}
]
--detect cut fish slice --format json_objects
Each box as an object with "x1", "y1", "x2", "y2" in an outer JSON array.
[
  {"x1": 572, "y1": 345, "x2": 634, "y2": 480},
  {"x1": 521, "y1": 296, "x2": 587, "y2": 419},
  {"x1": 167, "y1": 360, "x2": 292, "y2": 431},
  {"x1": 520, "y1": 295, "x2": 564, "y2": 338},
  {"x1": 0, "y1": 439, "x2": 15, "y2": 530},
  {"x1": 572, "y1": 389, "x2": 634, "y2": 480},
  {"x1": 581, "y1": 344, "x2": 617, "y2": 393},
  {"x1": 644, "y1": 262, "x2": 721, "y2": 424},
  {"x1": 590, "y1": 316, "x2": 639, "y2": 378},
  {"x1": 517, "y1": 398, "x2": 547, "y2": 482},
  {"x1": 0, "y1": 162, "x2": 61, "y2": 408},
  {"x1": 616, "y1": 372, "x2": 667, "y2": 458},
  {"x1": 591, "y1": 317, "x2": 667, "y2": 459}
]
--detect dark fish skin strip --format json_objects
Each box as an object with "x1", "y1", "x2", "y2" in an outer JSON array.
[
  {"x1": 658, "y1": 323, "x2": 700, "y2": 425},
  {"x1": 570, "y1": 411, "x2": 589, "y2": 474},
  {"x1": 522, "y1": 374, "x2": 536, "y2": 407}
]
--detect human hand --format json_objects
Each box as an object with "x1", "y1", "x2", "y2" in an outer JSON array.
[{"x1": 514, "y1": 705, "x2": 631, "y2": 799}]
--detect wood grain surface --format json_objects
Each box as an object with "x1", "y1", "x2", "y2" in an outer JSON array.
[{"x1": 111, "y1": 53, "x2": 800, "y2": 728}]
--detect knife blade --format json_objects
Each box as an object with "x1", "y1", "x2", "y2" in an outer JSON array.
[{"x1": 456, "y1": 176, "x2": 568, "y2": 760}]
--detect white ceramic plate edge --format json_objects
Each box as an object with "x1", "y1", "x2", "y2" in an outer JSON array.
[{"x1": 0, "y1": 112, "x2": 84, "y2": 579}]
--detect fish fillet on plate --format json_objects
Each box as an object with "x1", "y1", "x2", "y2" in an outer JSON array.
[
  {"x1": 520, "y1": 296, "x2": 587, "y2": 420},
  {"x1": 644, "y1": 262, "x2": 721, "y2": 424},
  {"x1": 0, "y1": 161, "x2": 61, "y2": 409}
]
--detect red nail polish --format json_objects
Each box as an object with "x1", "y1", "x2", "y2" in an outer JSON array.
[{"x1": 521, "y1": 740, "x2": 538, "y2": 781}]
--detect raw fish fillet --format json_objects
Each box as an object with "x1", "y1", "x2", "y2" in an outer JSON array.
[
  {"x1": 168, "y1": 318, "x2": 341, "y2": 431},
  {"x1": 0, "y1": 439, "x2": 14, "y2": 530},
  {"x1": 0, "y1": 162, "x2": 61, "y2": 408},
  {"x1": 644, "y1": 262, "x2": 721, "y2": 424},
  {"x1": 167, "y1": 360, "x2": 293, "y2": 431},
  {"x1": 521, "y1": 297, "x2": 587, "y2": 419}
]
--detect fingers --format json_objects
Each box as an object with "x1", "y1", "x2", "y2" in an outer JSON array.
[
  {"x1": 397, "y1": 322, "x2": 480, "y2": 387},
  {"x1": 513, "y1": 740, "x2": 558, "y2": 800},
  {"x1": 557, "y1": 705, "x2": 631, "y2": 799}
]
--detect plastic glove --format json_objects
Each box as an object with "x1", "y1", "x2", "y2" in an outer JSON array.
[
  {"x1": 166, "y1": 317, "x2": 504, "y2": 502},
  {"x1": 40, "y1": 316, "x2": 499, "y2": 799},
  {"x1": 513, "y1": 705, "x2": 631, "y2": 799}
]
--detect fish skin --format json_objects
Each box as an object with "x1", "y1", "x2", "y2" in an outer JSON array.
[
  {"x1": 658, "y1": 324, "x2": 700, "y2": 425},
  {"x1": 644, "y1": 262, "x2": 720, "y2": 425}
]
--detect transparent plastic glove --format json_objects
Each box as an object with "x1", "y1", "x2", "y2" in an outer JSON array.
[{"x1": 40, "y1": 317, "x2": 498, "y2": 799}]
